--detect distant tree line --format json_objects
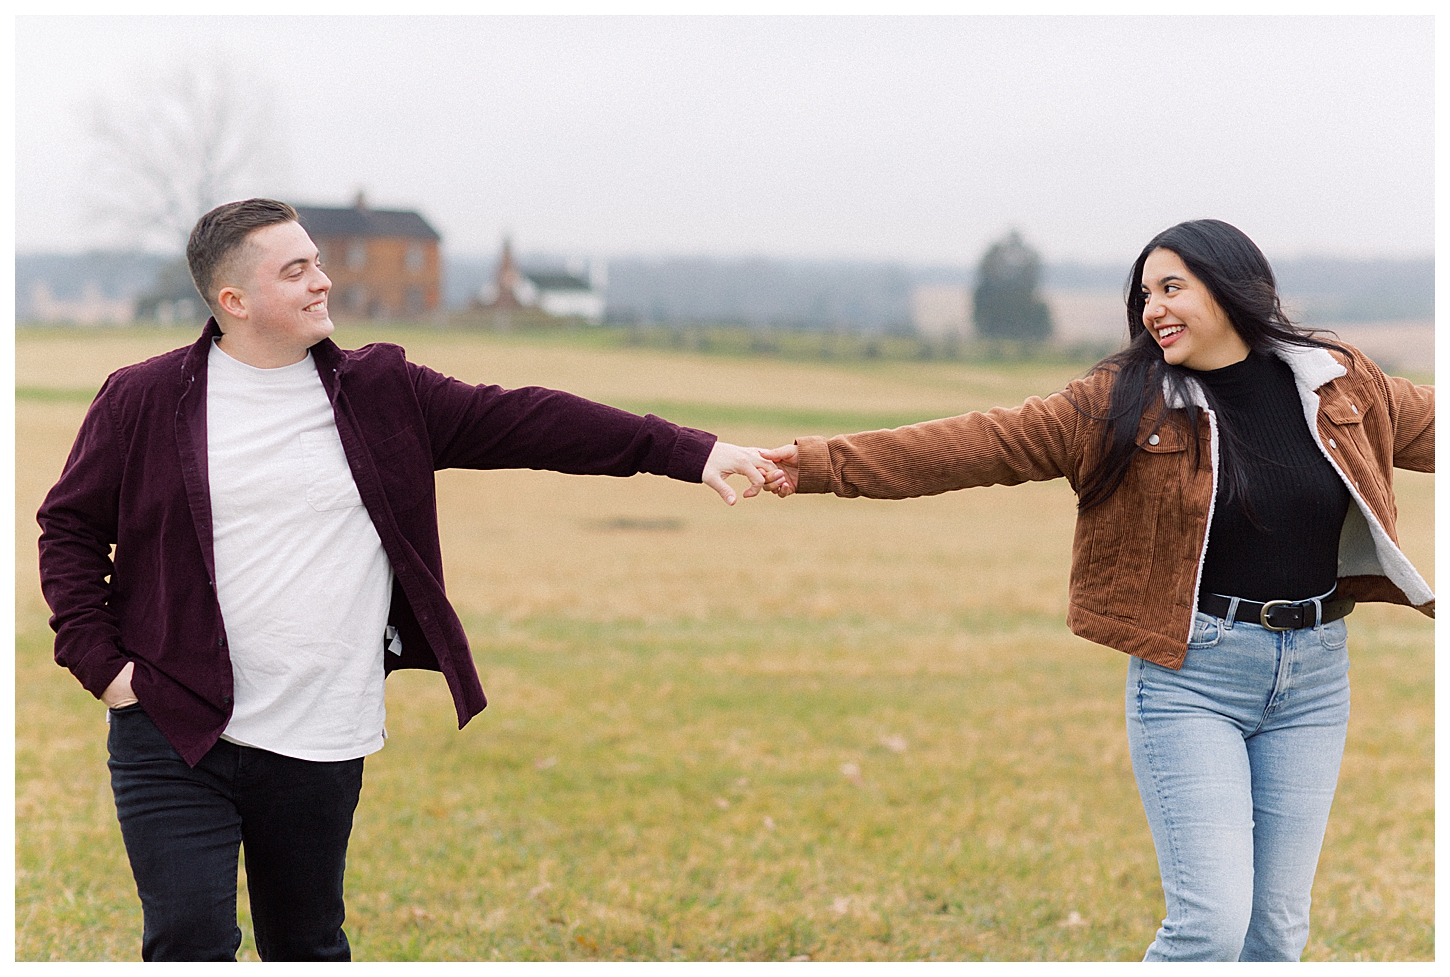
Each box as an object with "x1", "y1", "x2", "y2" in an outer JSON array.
[{"x1": 16, "y1": 250, "x2": 1434, "y2": 330}]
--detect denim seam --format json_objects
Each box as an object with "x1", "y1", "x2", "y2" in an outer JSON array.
[
  {"x1": 1256, "y1": 634, "x2": 1292, "y2": 733},
  {"x1": 1134, "y1": 664, "x2": 1183, "y2": 962}
]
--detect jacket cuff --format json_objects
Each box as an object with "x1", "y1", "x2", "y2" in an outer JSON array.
[
  {"x1": 71, "y1": 642, "x2": 129, "y2": 700},
  {"x1": 796, "y1": 436, "x2": 831, "y2": 493},
  {"x1": 666, "y1": 426, "x2": 717, "y2": 483}
]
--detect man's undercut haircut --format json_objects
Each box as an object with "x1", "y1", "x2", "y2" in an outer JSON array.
[{"x1": 187, "y1": 199, "x2": 300, "y2": 315}]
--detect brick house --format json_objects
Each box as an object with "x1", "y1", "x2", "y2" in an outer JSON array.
[{"x1": 294, "y1": 193, "x2": 442, "y2": 318}]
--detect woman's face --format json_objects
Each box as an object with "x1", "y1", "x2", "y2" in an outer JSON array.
[{"x1": 1140, "y1": 248, "x2": 1250, "y2": 372}]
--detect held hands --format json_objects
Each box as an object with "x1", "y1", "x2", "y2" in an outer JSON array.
[
  {"x1": 702, "y1": 441, "x2": 782, "y2": 505},
  {"x1": 760, "y1": 444, "x2": 799, "y2": 497},
  {"x1": 700, "y1": 441, "x2": 799, "y2": 504},
  {"x1": 701, "y1": 440, "x2": 794, "y2": 501}
]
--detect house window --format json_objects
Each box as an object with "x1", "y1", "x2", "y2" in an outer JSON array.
[
  {"x1": 345, "y1": 283, "x2": 367, "y2": 311},
  {"x1": 405, "y1": 244, "x2": 426, "y2": 273},
  {"x1": 347, "y1": 241, "x2": 368, "y2": 270},
  {"x1": 406, "y1": 287, "x2": 425, "y2": 313}
]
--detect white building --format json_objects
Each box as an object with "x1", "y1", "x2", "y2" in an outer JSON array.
[
  {"x1": 477, "y1": 238, "x2": 607, "y2": 324},
  {"x1": 522, "y1": 270, "x2": 606, "y2": 323}
]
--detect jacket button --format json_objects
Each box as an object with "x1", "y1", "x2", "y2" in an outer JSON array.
[
  {"x1": 222, "y1": 695, "x2": 233, "y2": 705},
  {"x1": 1329, "y1": 438, "x2": 1337, "y2": 449},
  {"x1": 218, "y1": 636, "x2": 225, "y2": 647},
  {"x1": 1148, "y1": 434, "x2": 1160, "y2": 446},
  {"x1": 1351, "y1": 404, "x2": 1358, "y2": 414}
]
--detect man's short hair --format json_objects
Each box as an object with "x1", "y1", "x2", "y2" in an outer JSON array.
[{"x1": 186, "y1": 199, "x2": 300, "y2": 315}]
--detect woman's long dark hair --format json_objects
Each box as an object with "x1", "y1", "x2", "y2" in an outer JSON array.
[{"x1": 1073, "y1": 219, "x2": 1350, "y2": 513}]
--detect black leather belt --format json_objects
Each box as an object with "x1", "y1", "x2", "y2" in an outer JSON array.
[{"x1": 1198, "y1": 592, "x2": 1355, "y2": 632}]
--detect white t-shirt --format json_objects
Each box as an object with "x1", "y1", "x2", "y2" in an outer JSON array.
[{"x1": 207, "y1": 341, "x2": 393, "y2": 760}]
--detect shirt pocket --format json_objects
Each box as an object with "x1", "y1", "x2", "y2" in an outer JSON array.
[{"x1": 300, "y1": 430, "x2": 364, "y2": 512}]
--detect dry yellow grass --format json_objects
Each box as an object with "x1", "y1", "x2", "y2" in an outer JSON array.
[{"x1": 15, "y1": 325, "x2": 1433, "y2": 960}]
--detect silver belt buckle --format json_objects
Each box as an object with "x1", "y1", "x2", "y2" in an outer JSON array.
[{"x1": 1259, "y1": 599, "x2": 1295, "y2": 631}]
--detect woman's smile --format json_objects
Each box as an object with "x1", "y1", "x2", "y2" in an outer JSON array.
[{"x1": 1140, "y1": 248, "x2": 1250, "y2": 371}]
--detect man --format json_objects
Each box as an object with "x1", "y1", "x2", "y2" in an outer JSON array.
[{"x1": 37, "y1": 198, "x2": 782, "y2": 961}]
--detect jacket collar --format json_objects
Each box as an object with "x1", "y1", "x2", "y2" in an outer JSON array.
[
  {"x1": 1164, "y1": 342, "x2": 1346, "y2": 410},
  {"x1": 1267, "y1": 341, "x2": 1347, "y2": 393},
  {"x1": 310, "y1": 334, "x2": 345, "y2": 394},
  {"x1": 180, "y1": 317, "x2": 224, "y2": 382},
  {"x1": 183, "y1": 318, "x2": 346, "y2": 392}
]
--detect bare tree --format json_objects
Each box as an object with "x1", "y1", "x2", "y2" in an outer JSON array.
[{"x1": 85, "y1": 66, "x2": 286, "y2": 252}]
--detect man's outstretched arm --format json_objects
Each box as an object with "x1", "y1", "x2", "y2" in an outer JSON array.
[{"x1": 406, "y1": 360, "x2": 780, "y2": 501}]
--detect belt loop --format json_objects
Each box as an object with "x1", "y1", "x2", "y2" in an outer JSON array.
[
  {"x1": 1224, "y1": 596, "x2": 1240, "y2": 630},
  {"x1": 1312, "y1": 596, "x2": 1323, "y2": 630}
]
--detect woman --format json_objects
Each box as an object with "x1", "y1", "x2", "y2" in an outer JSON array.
[{"x1": 760, "y1": 219, "x2": 1434, "y2": 961}]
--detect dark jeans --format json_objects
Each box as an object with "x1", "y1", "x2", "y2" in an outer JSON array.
[{"x1": 106, "y1": 704, "x2": 365, "y2": 961}]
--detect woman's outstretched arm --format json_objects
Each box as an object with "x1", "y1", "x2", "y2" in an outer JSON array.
[{"x1": 762, "y1": 381, "x2": 1103, "y2": 501}]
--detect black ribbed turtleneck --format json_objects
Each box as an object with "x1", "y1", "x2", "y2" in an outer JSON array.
[{"x1": 1193, "y1": 350, "x2": 1350, "y2": 603}]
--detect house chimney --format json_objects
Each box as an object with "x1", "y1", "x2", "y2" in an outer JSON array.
[
  {"x1": 354, "y1": 190, "x2": 368, "y2": 211},
  {"x1": 486, "y1": 236, "x2": 521, "y2": 308}
]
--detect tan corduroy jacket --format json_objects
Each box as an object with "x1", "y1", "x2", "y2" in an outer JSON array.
[{"x1": 796, "y1": 343, "x2": 1434, "y2": 669}]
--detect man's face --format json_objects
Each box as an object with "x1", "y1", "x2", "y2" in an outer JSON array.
[{"x1": 234, "y1": 220, "x2": 334, "y2": 350}]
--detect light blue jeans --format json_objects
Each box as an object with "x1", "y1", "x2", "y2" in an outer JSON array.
[{"x1": 1126, "y1": 610, "x2": 1350, "y2": 961}]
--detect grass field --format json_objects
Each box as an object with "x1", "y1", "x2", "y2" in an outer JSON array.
[{"x1": 14, "y1": 324, "x2": 1434, "y2": 961}]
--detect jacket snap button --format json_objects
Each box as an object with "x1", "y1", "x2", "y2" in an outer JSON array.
[
  {"x1": 1148, "y1": 434, "x2": 1160, "y2": 446},
  {"x1": 1351, "y1": 404, "x2": 1358, "y2": 414},
  {"x1": 1329, "y1": 438, "x2": 1337, "y2": 449}
]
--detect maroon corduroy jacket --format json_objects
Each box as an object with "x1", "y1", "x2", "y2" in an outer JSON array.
[{"x1": 37, "y1": 320, "x2": 717, "y2": 765}]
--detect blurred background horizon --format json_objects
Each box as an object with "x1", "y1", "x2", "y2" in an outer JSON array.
[{"x1": 14, "y1": 15, "x2": 1434, "y2": 369}]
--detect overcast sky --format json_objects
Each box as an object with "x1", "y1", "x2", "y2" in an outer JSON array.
[{"x1": 14, "y1": 15, "x2": 1434, "y2": 266}]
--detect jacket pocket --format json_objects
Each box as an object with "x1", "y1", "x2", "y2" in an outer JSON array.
[
  {"x1": 1103, "y1": 425, "x2": 1193, "y2": 619},
  {"x1": 1319, "y1": 394, "x2": 1373, "y2": 472},
  {"x1": 1321, "y1": 396, "x2": 1368, "y2": 427},
  {"x1": 301, "y1": 430, "x2": 365, "y2": 512},
  {"x1": 1137, "y1": 424, "x2": 1191, "y2": 453}
]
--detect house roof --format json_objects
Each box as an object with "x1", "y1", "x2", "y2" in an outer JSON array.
[
  {"x1": 294, "y1": 205, "x2": 441, "y2": 242},
  {"x1": 523, "y1": 271, "x2": 592, "y2": 292}
]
